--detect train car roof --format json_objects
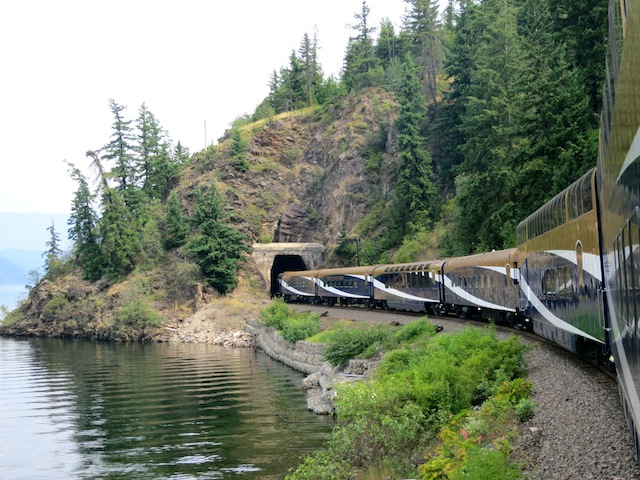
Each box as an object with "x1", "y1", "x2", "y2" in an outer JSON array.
[
  {"x1": 316, "y1": 265, "x2": 381, "y2": 277},
  {"x1": 442, "y1": 248, "x2": 519, "y2": 269},
  {"x1": 279, "y1": 270, "x2": 320, "y2": 280},
  {"x1": 371, "y1": 259, "x2": 447, "y2": 275}
]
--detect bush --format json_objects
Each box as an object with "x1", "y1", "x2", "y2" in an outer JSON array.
[
  {"x1": 292, "y1": 328, "x2": 528, "y2": 478},
  {"x1": 116, "y1": 280, "x2": 163, "y2": 328},
  {"x1": 42, "y1": 295, "x2": 70, "y2": 323},
  {"x1": 323, "y1": 325, "x2": 393, "y2": 367},
  {"x1": 260, "y1": 300, "x2": 320, "y2": 343},
  {"x1": 260, "y1": 299, "x2": 292, "y2": 330},
  {"x1": 390, "y1": 318, "x2": 438, "y2": 345}
]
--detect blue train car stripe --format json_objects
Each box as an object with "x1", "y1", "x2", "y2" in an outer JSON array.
[{"x1": 519, "y1": 276, "x2": 602, "y2": 343}]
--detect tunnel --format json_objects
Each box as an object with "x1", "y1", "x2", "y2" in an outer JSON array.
[{"x1": 270, "y1": 254, "x2": 307, "y2": 296}]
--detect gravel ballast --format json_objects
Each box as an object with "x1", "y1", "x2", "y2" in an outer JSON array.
[{"x1": 288, "y1": 304, "x2": 640, "y2": 479}]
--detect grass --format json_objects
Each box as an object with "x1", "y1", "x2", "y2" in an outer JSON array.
[{"x1": 285, "y1": 325, "x2": 530, "y2": 479}]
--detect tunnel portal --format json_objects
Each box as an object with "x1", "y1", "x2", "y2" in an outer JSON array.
[{"x1": 252, "y1": 243, "x2": 325, "y2": 296}]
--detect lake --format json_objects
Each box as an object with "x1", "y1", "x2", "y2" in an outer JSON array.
[{"x1": 0, "y1": 337, "x2": 334, "y2": 479}]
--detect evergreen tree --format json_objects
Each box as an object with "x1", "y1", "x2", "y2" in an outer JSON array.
[
  {"x1": 103, "y1": 99, "x2": 135, "y2": 190},
  {"x1": 456, "y1": 0, "x2": 525, "y2": 250},
  {"x1": 403, "y1": 0, "x2": 444, "y2": 103},
  {"x1": 99, "y1": 187, "x2": 139, "y2": 280},
  {"x1": 513, "y1": 0, "x2": 598, "y2": 220},
  {"x1": 164, "y1": 191, "x2": 189, "y2": 249},
  {"x1": 343, "y1": 0, "x2": 381, "y2": 91},
  {"x1": 547, "y1": 0, "x2": 608, "y2": 112},
  {"x1": 429, "y1": 1, "x2": 478, "y2": 198},
  {"x1": 66, "y1": 161, "x2": 104, "y2": 281},
  {"x1": 299, "y1": 30, "x2": 322, "y2": 106},
  {"x1": 229, "y1": 128, "x2": 249, "y2": 172},
  {"x1": 102, "y1": 99, "x2": 142, "y2": 214},
  {"x1": 187, "y1": 186, "x2": 250, "y2": 294},
  {"x1": 135, "y1": 103, "x2": 162, "y2": 190},
  {"x1": 43, "y1": 219, "x2": 63, "y2": 276},
  {"x1": 391, "y1": 56, "x2": 437, "y2": 243}
]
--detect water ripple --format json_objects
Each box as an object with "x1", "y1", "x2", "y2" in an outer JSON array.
[{"x1": 0, "y1": 337, "x2": 333, "y2": 479}]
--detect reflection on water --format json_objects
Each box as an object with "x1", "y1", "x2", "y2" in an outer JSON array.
[{"x1": 0, "y1": 337, "x2": 333, "y2": 479}]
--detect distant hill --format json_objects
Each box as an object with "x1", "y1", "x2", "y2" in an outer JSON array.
[
  {"x1": 0, "y1": 249, "x2": 44, "y2": 284},
  {"x1": 0, "y1": 212, "x2": 70, "y2": 251}
]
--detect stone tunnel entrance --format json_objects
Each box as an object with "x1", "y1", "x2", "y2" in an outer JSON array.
[{"x1": 252, "y1": 243, "x2": 325, "y2": 296}]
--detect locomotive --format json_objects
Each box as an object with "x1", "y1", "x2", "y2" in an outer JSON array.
[{"x1": 278, "y1": 0, "x2": 640, "y2": 461}]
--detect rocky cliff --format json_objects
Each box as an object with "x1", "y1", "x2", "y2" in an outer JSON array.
[{"x1": 183, "y1": 88, "x2": 399, "y2": 261}]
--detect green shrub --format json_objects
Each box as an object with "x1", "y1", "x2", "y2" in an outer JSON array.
[
  {"x1": 1, "y1": 308, "x2": 24, "y2": 326},
  {"x1": 323, "y1": 325, "x2": 393, "y2": 367},
  {"x1": 280, "y1": 313, "x2": 320, "y2": 343},
  {"x1": 515, "y1": 398, "x2": 536, "y2": 422},
  {"x1": 390, "y1": 318, "x2": 438, "y2": 345},
  {"x1": 260, "y1": 300, "x2": 320, "y2": 343},
  {"x1": 285, "y1": 449, "x2": 353, "y2": 480},
  {"x1": 116, "y1": 280, "x2": 163, "y2": 328},
  {"x1": 260, "y1": 299, "x2": 294, "y2": 330},
  {"x1": 290, "y1": 327, "x2": 529, "y2": 478},
  {"x1": 42, "y1": 295, "x2": 70, "y2": 322}
]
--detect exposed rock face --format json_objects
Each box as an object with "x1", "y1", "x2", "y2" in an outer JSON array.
[{"x1": 193, "y1": 89, "x2": 399, "y2": 262}]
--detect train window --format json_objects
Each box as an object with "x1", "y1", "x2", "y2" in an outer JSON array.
[
  {"x1": 505, "y1": 264, "x2": 511, "y2": 286},
  {"x1": 569, "y1": 186, "x2": 578, "y2": 220},
  {"x1": 543, "y1": 269, "x2": 556, "y2": 295},
  {"x1": 628, "y1": 216, "x2": 639, "y2": 333},
  {"x1": 487, "y1": 275, "x2": 492, "y2": 289},
  {"x1": 576, "y1": 242, "x2": 584, "y2": 290},
  {"x1": 580, "y1": 173, "x2": 593, "y2": 214}
]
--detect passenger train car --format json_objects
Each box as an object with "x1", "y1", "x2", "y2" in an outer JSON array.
[{"x1": 278, "y1": 0, "x2": 640, "y2": 462}]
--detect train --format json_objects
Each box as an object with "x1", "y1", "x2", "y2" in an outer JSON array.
[{"x1": 277, "y1": 0, "x2": 640, "y2": 461}]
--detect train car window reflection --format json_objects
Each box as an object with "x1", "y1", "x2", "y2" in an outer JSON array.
[
  {"x1": 576, "y1": 242, "x2": 584, "y2": 289},
  {"x1": 628, "y1": 218, "x2": 639, "y2": 333}
]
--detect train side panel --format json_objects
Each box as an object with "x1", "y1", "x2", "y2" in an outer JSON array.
[
  {"x1": 516, "y1": 170, "x2": 606, "y2": 358},
  {"x1": 278, "y1": 270, "x2": 319, "y2": 301},
  {"x1": 598, "y1": 0, "x2": 640, "y2": 459},
  {"x1": 441, "y1": 249, "x2": 521, "y2": 324},
  {"x1": 371, "y1": 262, "x2": 441, "y2": 312},
  {"x1": 315, "y1": 266, "x2": 377, "y2": 306}
]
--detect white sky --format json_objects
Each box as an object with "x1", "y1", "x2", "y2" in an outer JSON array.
[{"x1": 0, "y1": 0, "x2": 414, "y2": 214}]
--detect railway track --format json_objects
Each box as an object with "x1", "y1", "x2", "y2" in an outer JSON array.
[
  {"x1": 286, "y1": 302, "x2": 639, "y2": 478},
  {"x1": 287, "y1": 302, "x2": 617, "y2": 379}
]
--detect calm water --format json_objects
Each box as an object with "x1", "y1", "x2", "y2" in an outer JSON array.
[{"x1": 0, "y1": 337, "x2": 334, "y2": 479}]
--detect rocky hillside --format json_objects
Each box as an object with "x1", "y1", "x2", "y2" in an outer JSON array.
[
  {"x1": 0, "y1": 88, "x2": 402, "y2": 339},
  {"x1": 182, "y1": 88, "x2": 399, "y2": 259}
]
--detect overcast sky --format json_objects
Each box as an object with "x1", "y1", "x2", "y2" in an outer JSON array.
[{"x1": 0, "y1": 0, "x2": 421, "y2": 214}]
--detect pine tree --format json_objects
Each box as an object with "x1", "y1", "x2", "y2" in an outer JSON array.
[
  {"x1": 299, "y1": 32, "x2": 318, "y2": 106},
  {"x1": 99, "y1": 187, "x2": 139, "y2": 280},
  {"x1": 454, "y1": 0, "x2": 526, "y2": 251},
  {"x1": 102, "y1": 99, "x2": 142, "y2": 214},
  {"x1": 186, "y1": 186, "x2": 250, "y2": 294},
  {"x1": 403, "y1": 0, "x2": 444, "y2": 103},
  {"x1": 66, "y1": 161, "x2": 104, "y2": 281},
  {"x1": 103, "y1": 99, "x2": 135, "y2": 190},
  {"x1": 391, "y1": 55, "x2": 437, "y2": 243},
  {"x1": 343, "y1": 0, "x2": 381, "y2": 91},
  {"x1": 515, "y1": 0, "x2": 597, "y2": 201},
  {"x1": 164, "y1": 191, "x2": 189, "y2": 249},
  {"x1": 43, "y1": 219, "x2": 63, "y2": 276}
]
